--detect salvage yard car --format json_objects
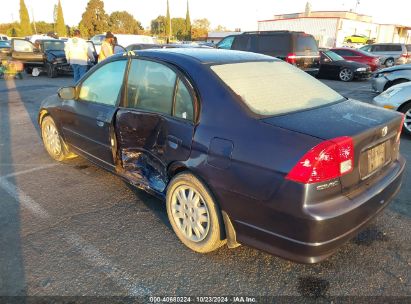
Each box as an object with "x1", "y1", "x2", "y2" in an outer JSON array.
[
  {"x1": 38, "y1": 49, "x2": 406, "y2": 263},
  {"x1": 331, "y1": 48, "x2": 381, "y2": 71},
  {"x1": 372, "y1": 64, "x2": 411, "y2": 93},
  {"x1": 10, "y1": 38, "x2": 97, "y2": 77},
  {"x1": 217, "y1": 30, "x2": 320, "y2": 75},
  {"x1": 318, "y1": 50, "x2": 371, "y2": 82},
  {"x1": 373, "y1": 81, "x2": 411, "y2": 136}
]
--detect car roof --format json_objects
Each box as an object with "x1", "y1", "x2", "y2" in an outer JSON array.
[{"x1": 134, "y1": 48, "x2": 277, "y2": 65}]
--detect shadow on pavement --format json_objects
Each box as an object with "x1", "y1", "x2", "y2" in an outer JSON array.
[{"x1": 0, "y1": 79, "x2": 27, "y2": 295}]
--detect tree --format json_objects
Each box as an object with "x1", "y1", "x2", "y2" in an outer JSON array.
[
  {"x1": 171, "y1": 18, "x2": 186, "y2": 41},
  {"x1": 151, "y1": 15, "x2": 166, "y2": 37},
  {"x1": 191, "y1": 18, "x2": 210, "y2": 40},
  {"x1": 185, "y1": 0, "x2": 191, "y2": 40},
  {"x1": 213, "y1": 25, "x2": 230, "y2": 32},
  {"x1": 34, "y1": 21, "x2": 54, "y2": 34},
  {"x1": 165, "y1": 0, "x2": 171, "y2": 39},
  {"x1": 78, "y1": 0, "x2": 109, "y2": 38},
  {"x1": 19, "y1": 0, "x2": 32, "y2": 36},
  {"x1": 55, "y1": 0, "x2": 66, "y2": 37},
  {"x1": 109, "y1": 11, "x2": 143, "y2": 34}
]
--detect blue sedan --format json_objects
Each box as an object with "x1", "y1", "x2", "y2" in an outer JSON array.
[{"x1": 38, "y1": 49, "x2": 406, "y2": 263}]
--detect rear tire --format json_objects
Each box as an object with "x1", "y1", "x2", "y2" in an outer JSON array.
[
  {"x1": 25, "y1": 67, "x2": 33, "y2": 74},
  {"x1": 45, "y1": 63, "x2": 57, "y2": 78},
  {"x1": 166, "y1": 173, "x2": 226, "y2": 253},
  {"x1": 41, "y1": 116, "x2": 76, "y2": 161},
  {"x1": 399, "y1": 103, "x2": 411, "y2": 136},
  {"x1": 347, "y1": 39, "x2": 352, "y2": 43},
  {"x1": 339, "y1": 68, "x2": 354, "y2": 82}
]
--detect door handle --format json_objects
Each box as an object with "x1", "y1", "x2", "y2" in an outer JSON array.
[
  {"x1": 96, "y1": 115, "x2": 106, "y2": 127},
  {"x1": 167, "y1": 135, "x2": 182, "y2": 149}
]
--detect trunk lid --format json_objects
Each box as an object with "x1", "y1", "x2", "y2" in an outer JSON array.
[{"x1": 263, "y1": 99, "x2": 403, "y2": 192}]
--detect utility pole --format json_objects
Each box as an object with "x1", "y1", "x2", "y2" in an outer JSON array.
[
  {"x1": 31, "y1": 7, "x2": 37, "y2": 34},
  {"x1": 354, "y1": 0, "x2": 360, "y2": 12}
]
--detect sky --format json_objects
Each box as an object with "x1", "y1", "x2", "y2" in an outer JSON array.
[{"x1": 0, "y1": 0, "x2": 410, "y2": 31}]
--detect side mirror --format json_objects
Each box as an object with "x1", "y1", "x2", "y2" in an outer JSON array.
[{"x1": 58, "y1": 87, "x2": 76, "y2": 100}]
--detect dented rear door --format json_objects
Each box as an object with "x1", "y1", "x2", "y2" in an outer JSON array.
[{"x1": 115, "y1": 58, "x2": 195, "y2": 193}]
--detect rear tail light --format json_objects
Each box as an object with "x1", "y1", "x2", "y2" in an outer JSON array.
[
  {"x1": 401, "y1": 53, "x2": 410, "y2": 58},
  {"x1": 286, "y1": 137, "x2": 354, "y2": 184},
  {"x1": 286, "y1": 53, "x2": 297, "y2": 65}
]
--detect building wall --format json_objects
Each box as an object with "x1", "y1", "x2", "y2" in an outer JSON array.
[
  {"x1": 258, "y1": 18, "x2": 339, "y2": 48},
  {"x1": 335, "y1": 19, "x2": 379, "y2": 46},
  {"x1": 258, "y1": 17, "x2": 409, "y2": 47}
]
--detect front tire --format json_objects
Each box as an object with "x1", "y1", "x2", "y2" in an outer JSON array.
[
  {"x1": 45, "y1": 63, "x2": 57, "y2": 78},
  {"x1": 166, "y1": 173, "x2": 226, "y2": 253},
  {"x1": 339, "y1": 68, "x2": 354, "y2": 82},
  {"x1": 41, "y1": 116, "x2": 75, "y2": 161},
  {"x1": 385, "y1": 58, "x2": 395, "y2": 67},
  {"x1": 400, "y1": 103, "x2": 411, "y2": 136}
]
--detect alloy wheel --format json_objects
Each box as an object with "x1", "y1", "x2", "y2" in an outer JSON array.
[
  {"x1": 339, "y1": 68, "x2": 353, "y2": 82},
  {"x1": 405, "y1": 108, "x2": 411, "y2": 133},
  {"x1": 170, "y1": 185, "x2": 210, "y2": 242},
  {"x1": 42, "y1": 121, "x2": 62, "y2": 156}
]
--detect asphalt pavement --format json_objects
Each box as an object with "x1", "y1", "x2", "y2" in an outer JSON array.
[{"x1": 0, "y1": 74, "x2": 410, "y2": 301}]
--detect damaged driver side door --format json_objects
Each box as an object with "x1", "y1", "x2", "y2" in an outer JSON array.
[{"x1": 115, "y1": 58, "x2": 196, "y2": 194}]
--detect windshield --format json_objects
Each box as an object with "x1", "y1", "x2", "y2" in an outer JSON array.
[
  {"x1": 43, "y1": 41, "x2": 65, "y2": 51},
  {"x1": 211, "y1": 61, "x2": 343, "y2": 116},
  {"x1": 324, "y1": 51, "x2": 344, "y2": 61}
]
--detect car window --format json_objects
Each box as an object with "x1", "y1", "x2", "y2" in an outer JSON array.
[
  {"x1": 42, "y1": 41, "x2": 65, "y2": 51},
  {"x1": 232, "y1": 36, "x2": 250, "y2": 51},
  {"x1": 211, "y1": 61, "x2": 343, "y2": 116},
  {"x1": 175, "y1": 79, "x2": 194, "y2": 121},
  {"x1": 13, "y1": 39, "x2": 35, "y2": 52},
  {"x1": 257, "y1": 35, "x2": 289, "y2": 52},
  {"x1": 217, "y1": 36, "x2": 235, "y2": 49},
  {"x1": 361, "y1": 45, "x2": 371, "y2": 52},
  {"x1": 333, "y1": 49, "x2": 356, "y2": 56},
  {"x1": 79, "y1": 60, "x2": 127, "y2": 106},
  {"x1": 126, "y1": 59, "x2": 176, "y2": 115},
  {"x1": 296, "y1": 35, "x2": 318, "y2": 52},
  {"x1": 406, "y1": 45, "x2": 411, "y2": 52},
  {"x1": 387, "y1": 45, "x2": 402, "y2": 52}
]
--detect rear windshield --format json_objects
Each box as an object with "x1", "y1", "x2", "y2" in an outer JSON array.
[
  {"x1": 211, "y1": 61, "x2": 343, "y2": 116},
  {"x1": 296, "y1": 35, "x2": 318, "y2": 52}
]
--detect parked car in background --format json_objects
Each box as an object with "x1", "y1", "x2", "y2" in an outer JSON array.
[
  {"x1": 38, "y1": 48, "x2": 405, "y2": 263},
  {"x1": 318, "y1": 50, "x2": 371, "y2": 81},
  {"x1": 373, "y1": 81, "x2": 411, "y2": 135},
  {"x1": 0, "y1": 34, "x2": 9, "y2": 41},
  {"x1": 331, "y1": 48, "x2": 381, "y2": 71},
  {"x1": 360, "y1": 43, "x2": 411, "y2": 67},
  {"x1": 126, "y1": 43, "x2": 162, "y2": 51},
  {"x1": 371, "y1": 64, "x2": 411, "y2": 93},
  {"x1": 10, "y1": 38, "x2": 97, "y2": 77},
  {"x1": 0, "y1": 40, "x2": 11, "y2": 59},
  {"x1": 217, "y1": 30, "x2": 320, "y2": 75},
  {"x1": 344, "y1": 34, "x2": 375, "y2": 44},
  {"x1": 91, "y1": 34, "x2": 156, "y2": 54}
]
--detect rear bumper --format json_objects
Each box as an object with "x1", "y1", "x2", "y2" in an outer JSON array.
[{"x1": 234, "y1": 157, "x2": 406, "y2": 263}]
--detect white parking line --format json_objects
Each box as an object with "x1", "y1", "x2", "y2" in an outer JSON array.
[
  {"x1": 0, "y1": 165, "x2": 151, "y2": 296},
  {"x1": 0, "y1": 164, "x2": 58, "y2": 179},
  {"x1": 0, "y1": 177, "x2": 50, "y2": 219}
]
